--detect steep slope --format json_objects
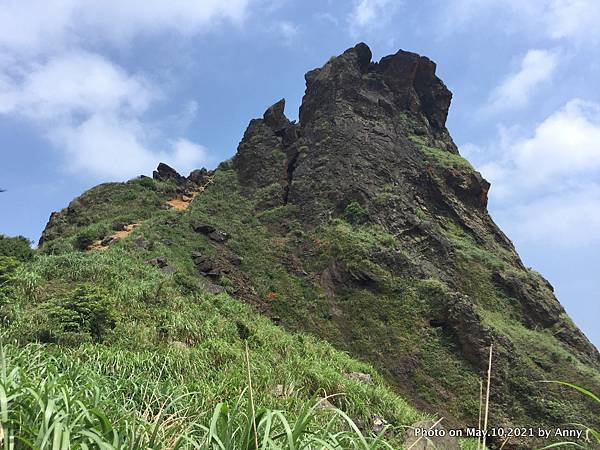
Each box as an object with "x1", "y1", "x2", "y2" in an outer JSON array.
[
  {"x1": 35, "y1": 43, "x2": 600, "y2": 448},
  {"x1": 2, "y1": 208, "x2": 424, "y2": 448}
]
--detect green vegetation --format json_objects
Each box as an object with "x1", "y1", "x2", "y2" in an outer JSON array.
[
  {"x1": 5, "y1": 159, "x2": 599, "y2": 449},
  {"x1": 0, "y1": 235, "x2": 33, "y2": 261},
  {"x1": 0, "y1": 344, "x2": 405, "y2": 449},
  {"x1": 344, "y1": 202, "x2": 369, "y2": 224},
  {"x1": 439, "y1": 220, "x2": 506, "y2": 270},
  {"x1": 0, "y1": 195, "x2": 425, "y2": 447},
  {"x1": 541, "y1": 382, "x2": 599, "y2": 448},
  {"x1": 39, "y1": 177, "x2": 180, "y2": 246},
  {"x1": 74, "y1": 222, "x2": 111, "y2": 250},
  {"x1": 408, "y1": 135, "x2": 473, "y2": 171},
  {"x1": 35, "y1": 284, "x2": 117, "y2": 344},
  {"x1": 419, "y1": 146, "x2": 473, "y2": 171}
]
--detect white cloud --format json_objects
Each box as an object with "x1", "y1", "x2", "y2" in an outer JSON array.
[
  {"x1": 0, "y1": 1, "x2": 247, "y2": 179},
  {"x1": 442, "y1": 0, "x2": 600, "y2": 44},
  {"x1": 464, "y1": 99, "x2": 600, "y2": 246},
  {"x1": 487, "y1": 49, "x2": 559, "y2": 111},
  {"x1": 499, "y1": 184, "x2": 600, "y2": 245},
  {"x1": 545, "y1": 0, "x2": 600, "y2": 41},
  {"x1": 0, "y1": 52, "x2": 155, "y2": 120},
  {"x1": 480, "y1": 99, "x2": 600, "y2": 195},
  {"x1": 0, "y1": 0, "x2": 250, "y2": 54},
  {"x1": 51, "y1": 115, "x2": 207, "y2": 179},
  {"x1": 277, "y1": 21, "x2": 299, "y2": 45},
  {"x1": 347, "y1": 0, "x2": 399, "y2": 30}
]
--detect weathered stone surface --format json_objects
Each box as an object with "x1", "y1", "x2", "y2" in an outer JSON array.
[
  {"x1": 232, "y1": 99, "x2": 298, "y2": 199},
  {"x1": 153, "y1": 163, "x2": 186, "y2": 183},
  {"x1": 160, "y1": 265, "x2": 176, "y2": 275},
  {"x1": 147, "y1": 257, "x2": 168, "y2": 268},
  {"x1": 111, "y1": 221, "x2": 127, "y2": 231},
  {"x1": 188, "y1": 168, "x2": 211, "y2": 185},
  {"x1": 208, "y1": 230, "x2": 229, "y2": 242},
  {"x1": 101, "y1": 235, "x2": 117, "y2": 246},
  {"x1": 263, "y1": 98, "x2": 289, "y2": 131},
  {"x1": 132, "y1": 235, "x2": 149, "y2": 250},
  {"x1": 227, "y1": 252, "x2": 243, "y2": 266}
]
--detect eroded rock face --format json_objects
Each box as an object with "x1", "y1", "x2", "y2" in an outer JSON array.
[
  {"x1": 230, "y1": 42, "x2": 599, "y2": 363},
  {"x1": 226, "y1": 42, "x2": 600, "y2": 433},
  {"x1": 232, "y1": 43, "x2": 474, "y2": 227}
]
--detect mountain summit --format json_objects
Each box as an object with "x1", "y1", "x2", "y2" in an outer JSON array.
[{"x1": 33, "y1": 43, "x2": 600, "y2": 448}]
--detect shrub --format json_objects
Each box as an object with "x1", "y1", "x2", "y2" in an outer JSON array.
[
  {"x1": 0, "y1": 255, "x2": 20, "y2": 284},
  {"x1": 74, "y1": 223, "x2": 110, "y2": 250},
  {"x1": 40, "y1": 238, "x2": 73, "y2": 255},
  {"x1": 344, "y1": 202, "x2": 368, "y2": 224},
  {"x1": 0, "y1": 235, "x2": 33, "y2": 261},
  {"x1": 37, "y1": 284, "x2": 117, "y2": 344},
  {"x1": 138, "y1": 176, "x2": 157, "y2": 190}
]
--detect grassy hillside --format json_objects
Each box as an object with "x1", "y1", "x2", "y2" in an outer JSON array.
[
  {"x1": 2, "y1": 160, "x2": 598, "y2": 448},
  {"x1": 0, "y1": 201, "x2": 434, "y2": 448}
]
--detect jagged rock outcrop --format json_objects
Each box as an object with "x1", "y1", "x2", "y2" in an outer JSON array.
[
  {"x1": 226, "y1": 42, "x2": 600, "y2": 444},
  {"x1": 153, "y1": 163, "x2": 186, "y2": 183},
  {"x1": 231, "y1": 42, "x2": 598, "y2": 363}
]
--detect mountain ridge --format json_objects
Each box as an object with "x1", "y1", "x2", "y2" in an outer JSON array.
[{"x1": 33, "y1": 42, "x2": 600, "y2": 448}]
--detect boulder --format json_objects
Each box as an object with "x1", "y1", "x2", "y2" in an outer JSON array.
[
  {"x1": 132, "y1": 235, "x2": 149, "y2": 250},
  {"x1": 147, "y1": 257, "x2": 168, "y2": 268},
  {"x1": 111, "y1": 221, "x2": 127, "y2": 231},
  {"x1": 208, "y1": 230, "x2": 229, "y2": 242},
  {"x1": 227, "y1": 252, "x2": 244, "y2": 266},
  {"x1": 101, "y1": 235, "x2": 117, "y2": 246},
  {"x1": 152, "y1": 163, "x2": 185, "y2": 182},
  {"x1": 160, "y1": 265, "x2": 176, "y2": 275},
  {"x1": 188, "y1": 168, "x2": 210, "y2": 185},
  {"x1": 196, "y1": 260, "x2": 214, "y2": 273},
  {"x1": 191, "y1": 222, "x2": 216, "y2": 234}
]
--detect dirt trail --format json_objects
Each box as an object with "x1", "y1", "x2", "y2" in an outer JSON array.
[
  {"x1": 88, "y1": 176, "x2": 214, "y2": 251},
  {"x1": 166, "y1": 193, "x2": 197, "y2": 211},
  {"x1": 166, "y1": 176, "x2": 214, "y2": 211},
  {"x1": 89, "y1": 223, "x2": 140, "y2": 251}
]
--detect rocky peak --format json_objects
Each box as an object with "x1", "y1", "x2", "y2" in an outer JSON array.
[
  {"x1": 300, "y1": 43, "x2": 453, "y2": 137},
  {"x1": 263, "y1": 98, "x2": 289, "y2": 131},
  {"x1": 232, "y1": 43, "x2": 469, "y2": 227},
  {"x1": 228, "y1": 42, "x2": 600, "y2": 369}
]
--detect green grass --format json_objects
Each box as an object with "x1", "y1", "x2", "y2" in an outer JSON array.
[
  {"x1": 0, "y1": 343, "x2": 404, "y2": 449},
  {"x1": 408, "y1": 135, "x2": 473, "y2": 171},
  {"x1": 7, "y1": 159, "x2": 600, "y2": 448},
  {"x1": 439, "y1": 220, "x2": 506, "y2": 271},
  {"x1": 0, "y1": 229, "x2": 425, "y2": 448},
  {"x1": 540, "y1": 382, "x2": 600, "y2": 449},
  {"x1": 39, "y1": 178, "x2": 180, "y2": 247}
]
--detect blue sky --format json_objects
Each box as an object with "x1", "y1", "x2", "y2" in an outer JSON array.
[{"x1": 1, "y1": 0, "x2": 599, "y2": 346}]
